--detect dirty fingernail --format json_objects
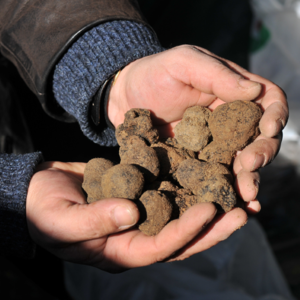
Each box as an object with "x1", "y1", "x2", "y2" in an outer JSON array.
[
  {"x1": 252, "y1": 154, "x2": 266, "y2": 171},
  {"x1": 112, "y1": 206, "x2": 137, "y2": 230},
  {"x1": 253, "y1": 179, "x2": 260, "y2": 194}
]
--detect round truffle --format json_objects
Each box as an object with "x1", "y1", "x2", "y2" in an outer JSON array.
[
  {"x1": 175, "y1": 159, "x2": 207, "y2": 190},
  {"x1": 101, "y1": 164, "x2": 144, "y2": 200},
  {"x1": 82, "y1": 158, "x2": 114, "y2": 203}
]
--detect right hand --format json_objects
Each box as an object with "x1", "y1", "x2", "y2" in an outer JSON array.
[{"x1": 26, "y1": 161, "x2": 247, "y2": 273}]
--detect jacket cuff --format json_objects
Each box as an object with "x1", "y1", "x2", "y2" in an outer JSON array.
[
  {"x1": 0, "y1": 152, "x2": 43, "y2": 259},
  {"x1": 53, "y1": 20, "x2": 165, "y2": 147}
]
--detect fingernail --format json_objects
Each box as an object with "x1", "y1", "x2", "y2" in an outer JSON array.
[
  {"x1": 253, "y1": 179, "x2": 260, "y2": 194},
  {"x1": 238, "y1": 78, "x2": 260, "y2": 89},
  {"x1": 247, "y1": 200, "x2": 261, "y2": 213},
  {"x1": 112, "y1": 206, "x2": 137, "y2": 230},
  {"x1": 252, "y1": 154, "x2": 266, "y2": 171},
  {"x1": 276, "y1": 118, "x2": 284, "y2": 133}
]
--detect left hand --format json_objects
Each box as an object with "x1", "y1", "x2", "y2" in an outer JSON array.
[{"x1": 108, "y1": 45, "x2": 288, "y2": 214}]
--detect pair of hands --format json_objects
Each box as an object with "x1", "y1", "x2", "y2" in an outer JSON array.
[{"x1": 26, "y1": 45, "x2": 288, "y2": 273}]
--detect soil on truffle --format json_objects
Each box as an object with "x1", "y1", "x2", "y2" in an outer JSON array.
[
  {"x1": 101, "y1": 164, "x2": 144, "y2": 200},
  {"x1": 83, "y1": 102, "x2": 262, "y2": 235},
  {"x1": 176, "y1": 159, "x2": 236, "y2": 212},
  {"x1": 194, "y1": 175, "x2": 237, "y2": 213},
  {"x1": 174, "y1": 106, "x2": 212, "y2": 152},
  {"x1": 120, "y1": 136, "x2": 160, "y2": 182},
  {"x1": 198, "y1": 142, "x2": 234, "y2": 167},
  {"x1": 209, "y1": 100, "x2": 262, "y2": 151},
  {"x1": 82, "y1": 158, "x2": 114, "y2": 203},
  {"x1": 138, "y1": 190, "x2": 173, "y2": 236},
  {"x1": 175, "y1": 189, "x2": 198, "y2": 217},
  {"x1": 116, "y1": 109, "x2": 159, "y2": 147}
]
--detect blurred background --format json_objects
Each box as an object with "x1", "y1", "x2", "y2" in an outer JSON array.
[{"x1": 2, "y1": 0, "x2": 300, "y2": 299}]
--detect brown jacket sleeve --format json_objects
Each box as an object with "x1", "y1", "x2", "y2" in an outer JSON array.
[{"x1": 0, "y1": 0, "x2": 147, "y2": 121}]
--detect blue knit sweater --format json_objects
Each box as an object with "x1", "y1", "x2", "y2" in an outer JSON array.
[{"x1": 0, "y1": 20, "x2": 163, "y2": 258}]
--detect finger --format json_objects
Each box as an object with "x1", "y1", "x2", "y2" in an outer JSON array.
[
  {"x1": 101, "y1": 203, "x2": 217, "y2": 268},
  {"x1": 245, "y1": 199, "x2": 261, "y2": 214},
  {"x1": 35, "y1": 161, "x2": 86, "y2": 180},
  {"x1": 166, "y1": 207, "x2": 248, "y2": 262},
  {"x1": 170, "y1": 46, "x2": 262, "y2": 102},
  {"x1": 233, "y1": 134, "x2": 281, "y2": 173},
  {"x1": 28, "y1": 169, "x2": 140, "y2": 244},
  {"x1": 209, "y1": 57, "x2": 289, "y2": 138},
  {"x1": 259, "y1": 100, "x2": 288, "y2": 138},
  {"x1": 53, "y1": 198, "x2": 140, "y2": 243},
  {"x1": 232, "y1": 151, "x2": 243, "y2": 176},
  {"x1": 234, "y1": 169, "x2": 260, "y2": 202}
]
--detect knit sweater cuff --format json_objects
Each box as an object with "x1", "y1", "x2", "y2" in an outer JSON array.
[
  {"x1": 53, "y1": 20, "x2": 165, "y2": 147},
  {"x1": 0, "y1": 152, "x2": 43, "y2": 259}
]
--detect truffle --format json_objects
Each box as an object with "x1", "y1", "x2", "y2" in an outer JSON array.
[
  {"x1": 120, "y1": 136, "x2": 160, "y2": 182},
  {"x1": 174, "y1": 106, "x2": 212, "y2": 151},
  {"x1": 138, "y1": 190, "x2": 173, "y2": 236},
  {"x1": 175, "y1": 189, "x2": 198, "y2": 217},
  {"x1": 175, "y1": 159, "x2": 207, "y2": 191},
  {"x1": 116, "y1": 109, "x2": 159, "y2": 147},
  {"x1": 175, "y1": 159, "x2": 235, "y2": 211},
  {"x1": 101, "y1": 164, "x2": 144, "y2": 200},
  {"x1": 83, "y1": 102, "x2": 263, "y2": 234},
  {"x1": 152, "y1": 142, "x2": 187, "y2": 179},
  {"x1": 209, "y1": 100, "x2": 262, "y2": 151},
  {"x1": 82, "y1": 158, "x2": 114, "y2": 203},
  {"x1": 198, "y1": 141, "x2": 234, "y2": 166},
  {"x1": 194, "y1": 175, "x2": 237, "y2": 212}
]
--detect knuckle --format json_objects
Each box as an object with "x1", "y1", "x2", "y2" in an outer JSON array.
[{"x1": 84, "y1": 208, "x2": 113, "y2": 239}]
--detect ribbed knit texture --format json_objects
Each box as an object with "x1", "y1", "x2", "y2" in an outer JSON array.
[
  {"x1": 53, "y1": 20, "x2": 165, "y2": 146},
  {"x1": 0, "y1": 152, "x2": 43, "y2": 258}
]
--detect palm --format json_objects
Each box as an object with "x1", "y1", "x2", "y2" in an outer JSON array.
[
  {"x1": 109, "y1": 45, "x2": 287, "y2": 210},
  {"x1": 110, "y1": 46, "x2": 257, "y2": 135},
  {"x1": 26, "y1": 162, "x2": 247, "y2": 273}
]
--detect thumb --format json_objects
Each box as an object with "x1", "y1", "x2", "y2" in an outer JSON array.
[
  {"x1": 66, "y1": 198, "x2": 140, "y2": 241},
  {"x1": 90, "y1": 198, "x2": 140, "y2": 233},
  {"x1": 30, "y1": 198, "x2": 140, "y2": 244},
  {"x1": 173, "y1": 46, "x2": 262, "y2": 102}
]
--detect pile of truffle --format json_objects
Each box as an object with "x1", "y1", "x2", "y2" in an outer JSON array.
[{"x1": 83, "y1": 100, "x2": 262, "y2": 236}]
